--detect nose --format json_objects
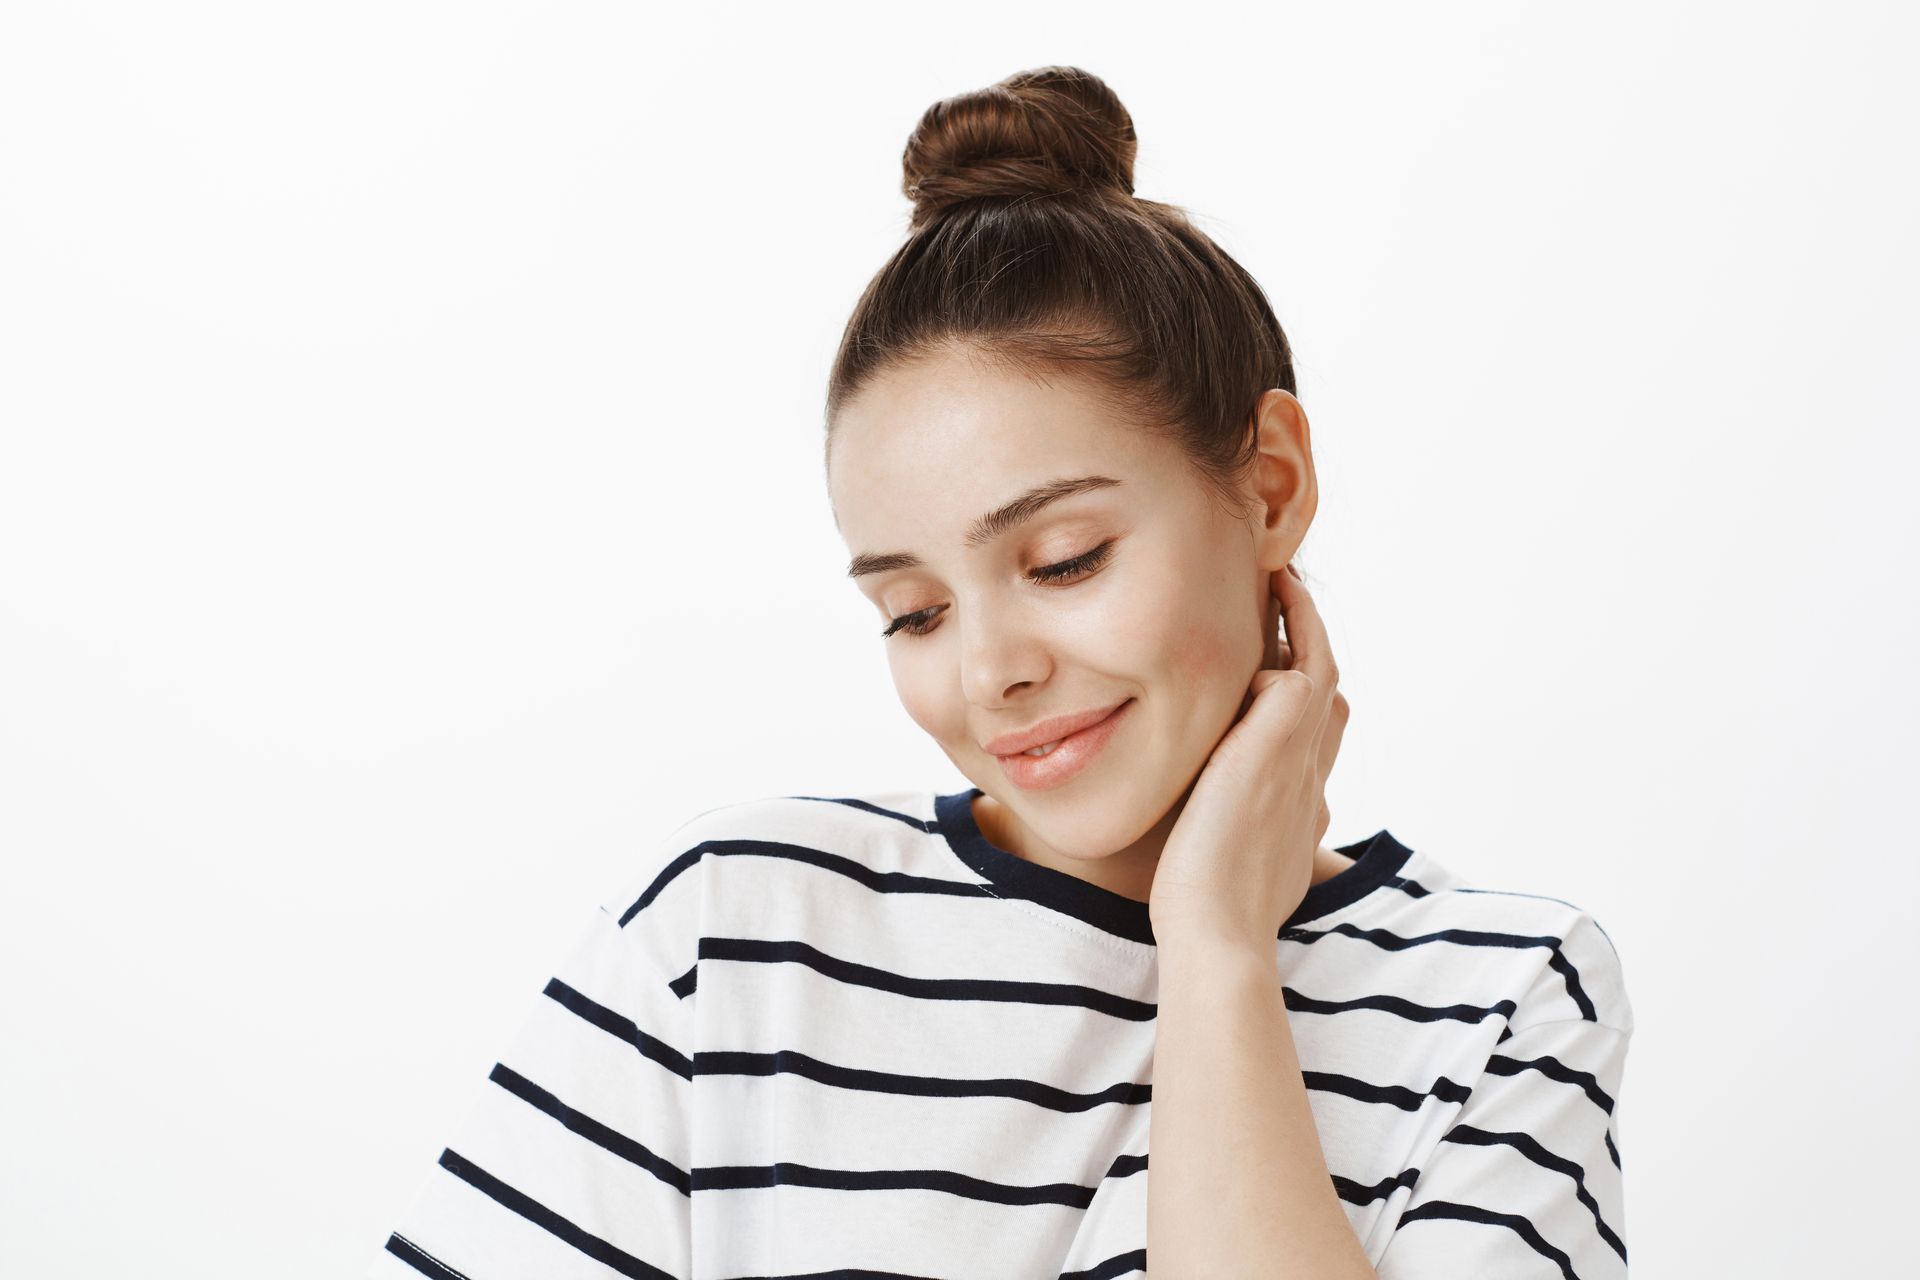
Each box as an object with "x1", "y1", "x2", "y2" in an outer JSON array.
[{"x1": 956, "y1": 601, "x2": 1054, "y2": 708}]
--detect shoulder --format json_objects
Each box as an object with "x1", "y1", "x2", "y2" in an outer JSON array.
[
  {"x1": 660, "y1": 788, "x2": 939, "y2": 851},
  {"x1": 1508, "y1": 903, "x2": 1633, "y2": 1036},
  {"x1": 1389, "y1": 846, "x2": 1635, "y2": 1037},
  {"x1": 595, "y1": 789, "x2": 941, "y2": 916}
]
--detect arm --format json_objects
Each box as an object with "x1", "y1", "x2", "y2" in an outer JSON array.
[
  {"x1": 1373, "y1": 1015, "x2": 1631, "y2": 1279},
  {"x1": 1148, "y1": 938, "x2": 1376, "y2": 1280},
  {"x1": 366, "y1": 890, "x2": 698, "y2": 1279}
]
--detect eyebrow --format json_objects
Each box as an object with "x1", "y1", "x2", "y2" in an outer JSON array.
[{"x1": 845, "y1": 475, "x2": 1124, "y2": 580}]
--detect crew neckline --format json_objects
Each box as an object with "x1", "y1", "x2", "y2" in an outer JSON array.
[{"x1": 933, "y1": 787, "x2": 1414, "y2": 947}]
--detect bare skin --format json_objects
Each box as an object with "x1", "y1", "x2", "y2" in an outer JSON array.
[
  {"x1": 972, "y1": 789, "x2": 1354, "y2": 895},
  {"x1": 828, "y1": 343, "x2": 1352, "y2": 919}
]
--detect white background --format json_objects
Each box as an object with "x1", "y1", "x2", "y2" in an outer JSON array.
[{"x1": 3, "y1": 2, "x2": 1913, "y2": 1275}]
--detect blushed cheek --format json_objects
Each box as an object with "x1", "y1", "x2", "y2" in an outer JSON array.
[{"x1": 1166, "y1": 617, "x2": 1234, "y2": 690}]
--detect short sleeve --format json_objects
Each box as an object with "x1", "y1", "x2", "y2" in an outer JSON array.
[
  {"x1": 1374, "y1": 1016, "x2": 1631, "y2": 1280},
  {"x1": 365, "y1": 848, "x2": 701, "y2": 1280}
]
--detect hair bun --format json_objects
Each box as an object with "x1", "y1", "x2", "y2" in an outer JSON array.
[{"x1": 901, "y1": 65, "x2": 1138, "y2": 231}]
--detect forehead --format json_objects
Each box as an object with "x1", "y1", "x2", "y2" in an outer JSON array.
[{"x1": 829, "y1": 350, "x2": 1163, "y2": 544}]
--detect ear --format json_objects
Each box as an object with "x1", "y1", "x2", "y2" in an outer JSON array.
[{"x1": 1245, "y1": 388, "x2": 1318, "y2": 571}]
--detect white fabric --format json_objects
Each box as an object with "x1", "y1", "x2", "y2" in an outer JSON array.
[{"x1": 366, "y1": 788, "x2": 1633, "y2": 1279}]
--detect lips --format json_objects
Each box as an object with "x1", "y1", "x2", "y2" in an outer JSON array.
[{"x1": 983, "y1": 699, "x2": 1131, "y2": 757}]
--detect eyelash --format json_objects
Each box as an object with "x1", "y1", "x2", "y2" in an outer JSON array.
[{"x1": 881, "y1": 540, "x2": 1116, "y2": 640}]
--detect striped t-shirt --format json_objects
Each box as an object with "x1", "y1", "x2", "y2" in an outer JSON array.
[{"x1": 368, "y1": 787, "x2": 1633, "y2": 1279}]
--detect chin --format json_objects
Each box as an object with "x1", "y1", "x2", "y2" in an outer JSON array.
[{"x1": 993, "y1": 772, "x2": 1166, "y2": 861}]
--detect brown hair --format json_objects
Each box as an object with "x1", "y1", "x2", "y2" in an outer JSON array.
[{"x1": 823, "y1": 65, "x2": 1296, "y2": 521}]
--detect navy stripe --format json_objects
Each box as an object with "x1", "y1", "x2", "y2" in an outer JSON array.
[
  {"x1": 1441, "y1": 1124, "x2": 1626, "y2": 1261},
  {"x1": 621, "y1": 837, "x2": 993, "y2": 928},
  {"x1": 382, "y1": 791, "x2": 1626, "y2": 1276},
  {"x1": 700, "y1": 934, "x2": 1157, "y2": 1020},
  {"x1": 701, "y1": 934, "x2": 1524, "y2": 1032},
  {"x1": 633, "y1": 815, "x2": 1605, "y2": 1024},
  {"x1": 615, "y1": 846, "x2": 703, "y2": 927},
  {"x1": 1396, "y1": 1198, "x2": 1594, "y2": 1280},
  {"x1": 1061, "y1": 1247, "x2": 1148, "y2": 1280},
  {"x1": 1333, "y1": 1165, "x2": 1422, "y2": 1206},
  {"x1": 1285, "y1": 920, "x2": 1602, "y2": 1019},
  {"x1": 931, "y1": 787, "x2": 1421, "y2": 945},
  {"x1": 1485, "y1": 1043, "x2": 1618, "y2": 1114},
  {"x1": 1284, "y1": 988, "x2": 1520, "y2": 1027},
  {"x1": 696, "y1": 1043, "x2": 1151, "y2": 1111},
  {"x1": 542, "y1": 977, "x2": 693, "y2": 1079},
  {"x1": 706, "y1": 839, "x2": 1005, "y2": 900},
  {"x1": 691, "y1": 1158, "x2": 1098, "y2": 1209},
  {"x1": 692, "y1": 1045, "x2": 1475, "y2": 1124},
  {"x1": 489, "y1": 1061, "x2": 690, "y2": 1195},
  {"x1": 383, "y1": 1233, "x2": 472, "y2": 1280},
  {"x1": 436, "y1": 1148, "x2": 677, "y2": 1280},
  {"x1": 1304, "y1": 1067, "x2": 1474, "y2": 1111},
  {"x1": 786, "y1": 792, "x2": 940, "y2": 833}
]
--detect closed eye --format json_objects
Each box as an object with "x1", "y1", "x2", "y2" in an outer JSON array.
[{"x1": 881, "y1": 539, "x2": 1116, "y2": 640}]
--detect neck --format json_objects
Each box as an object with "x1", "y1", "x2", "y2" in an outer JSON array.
[{"x1": 972, "y1": 790, "x2": 1353, "y2": 905}]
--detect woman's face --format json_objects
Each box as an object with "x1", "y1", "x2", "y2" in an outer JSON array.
[{"x1": 827, "y1": 344, "x2": 1313, "y2": 895}]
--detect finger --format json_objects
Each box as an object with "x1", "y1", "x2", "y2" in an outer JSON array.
[
  {"x1": 1316, "y1": 686, "x2": 1349, "y2": 791},
  {"x1": 1265, "y1": 577, "x2": 1294, "y2": 671},
  {"x1": 1262, "y1": 614, "x2": 1286, "y2": 671},
  {"x1": 1275, "y1": 569, "x2": 1338, "y2": 751},
  {"x1": 1275, "y1": 565, "x2": 1338, "y2": 704}
]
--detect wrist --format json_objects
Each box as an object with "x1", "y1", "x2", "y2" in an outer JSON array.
[{"x1": 1153, "y1": 929, "x2": 1275, "y2": 974}]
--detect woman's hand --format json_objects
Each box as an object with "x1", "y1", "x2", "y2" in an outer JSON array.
[{"x1": 1147, "y1": 562, "x2": 1349, "y2": 954}]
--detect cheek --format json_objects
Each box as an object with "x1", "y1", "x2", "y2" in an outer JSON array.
[
  {"x1": 1119, "y1": 536, "x2": 1259, "y2": 687},
  {"x1": 1167, "y1": 617, "x2": 1234, "y2": 688},
  {"x1": 1110, "y1": 568, "x2": 1245, "y2": 691},
  {"x1": 1113, "y1": 583, "x2": 1228, "y2": 690},
  {"x1": 1153, "y1": 574, "x2": 1264, "y2": 697},
  {"x1": 891, "y1": 659, "x2": 955, "y2": 743}
]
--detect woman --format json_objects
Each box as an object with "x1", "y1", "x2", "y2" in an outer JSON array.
[{"x1": 369, "y1": 66, "x2": 1632, "y2": 1280}]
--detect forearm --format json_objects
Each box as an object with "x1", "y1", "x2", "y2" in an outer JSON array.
[{"x1": 1147, "y1": 940, "x2": 1376, "y2": 1279}]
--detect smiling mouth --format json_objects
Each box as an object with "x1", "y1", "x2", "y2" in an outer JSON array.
[
  {"x1": 989, "y1": 698, "x2": 1135, "y2": 791},
  {"x1": 984, "y1": 698, "x2": 1131, "y2": 758}
]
